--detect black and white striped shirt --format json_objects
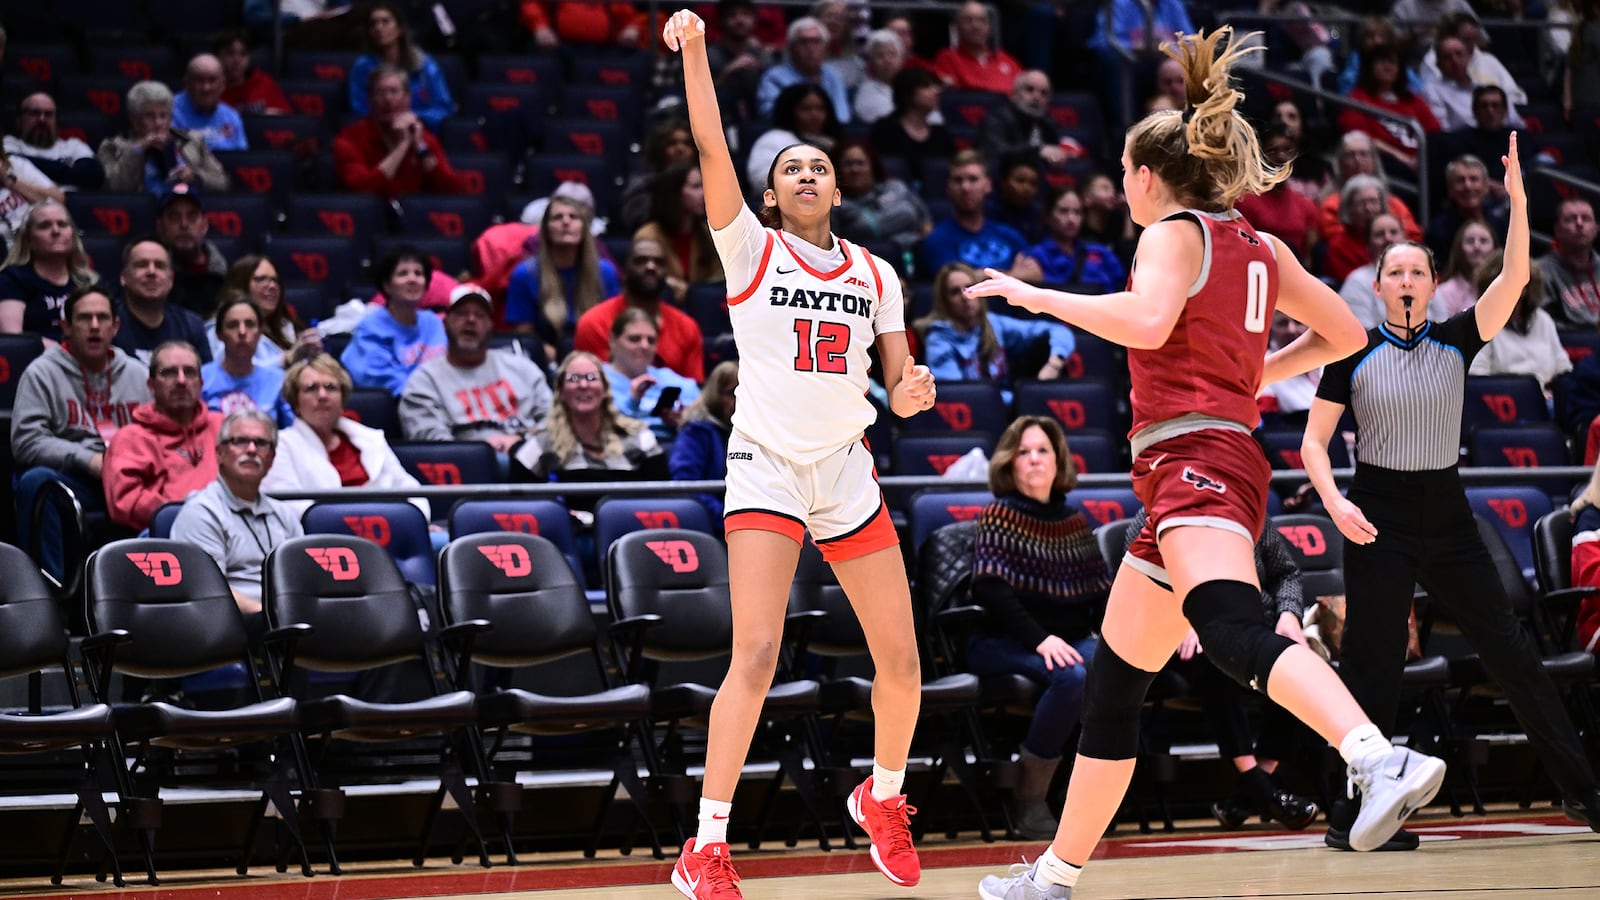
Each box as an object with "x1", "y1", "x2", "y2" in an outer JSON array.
[{"x1": 1316, "y1": 312, "x2": 1487, "y2": 471}]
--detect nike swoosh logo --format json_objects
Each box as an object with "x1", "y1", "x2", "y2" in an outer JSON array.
[
  {"x1": 686, "y1": 871, "x2": 701, "y2": 892},
  {"x1": 711, "y1": 813, "x2": 728, "y2": 820},
  {"x1": 1150, "y1": 453, "x2": 1168, "y2": 470},
  {"x1": 1397, "y1": 802, "x2": 1416, "y2": 820},
  {"x1": 776, "y1": 266, "x2": 798, "y2": 274}
]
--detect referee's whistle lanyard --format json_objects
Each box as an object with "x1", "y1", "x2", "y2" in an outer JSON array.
[{"x1": 1382, "y1": 297, "x2": 1422, "y2": 342}]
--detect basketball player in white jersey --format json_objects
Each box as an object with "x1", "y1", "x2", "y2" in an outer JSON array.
[{"x1": 662, "y1": 9, "x2": 937, "y2": 899}]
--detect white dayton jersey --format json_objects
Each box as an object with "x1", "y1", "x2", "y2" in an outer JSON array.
[{"x1": 711, "y1": 205, "x2": 905, "y2": 464}]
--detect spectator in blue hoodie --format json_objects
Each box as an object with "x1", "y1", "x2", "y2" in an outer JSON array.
[
  {"x1": 1025, "y1": 186, "x2": 1127, "y2": 293},
  {"x1": 913, "y1": 262, "x2": 1074, "y2": 405},
  {"x1": 348, "y1": 2, "x2": 454, "y2": 131},
  {"x1": 341, "y1": 245, "x2": 446, "y2": 395}
]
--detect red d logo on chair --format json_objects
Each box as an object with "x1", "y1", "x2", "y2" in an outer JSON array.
[
  {"x1": 646, "y1": 540, "x2": 699, "y2": 573},
  {"x1": 478, "y1": 544, "x2": 532, "y2": 577},
  {"x1": 126, "y1": 552, "x2": 182, "y2": 586},
  {"x1": 305, "y1": 547, "x2": 361, "y2": 580}
]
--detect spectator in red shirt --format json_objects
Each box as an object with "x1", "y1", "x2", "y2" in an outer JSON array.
[
  {"x1": 1338, "y1": 43, "x2": 1441, "y2": 172},
  {"x1": 931, "y1": 1, "x2": 1022, "y2": 93},
  {"x1": 333, "y1": 64, "x2": 464, "y2": 199},
  {"x1": 1234, "y1": 124, "x2": 1322, "y2": 268},
  {"x1": 520, "y1": 1, "x2": 646, "y2": 50},
  {"x1": 215, "y1": 31, "x2": 291, "y2": 116},
  {"x1": 1322, "y1": 174, "x2": 1391, "y2": 283},
  {"x1": 575, "y1": 237, "x2": 705, "y2": 382}
]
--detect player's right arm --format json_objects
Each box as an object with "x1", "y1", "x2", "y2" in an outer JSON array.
[{"x1": 663, "y1": 9, "x2": 741, "y2": 231}]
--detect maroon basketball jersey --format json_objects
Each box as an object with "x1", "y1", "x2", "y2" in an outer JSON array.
[{"x1": 1127, "y1": 210, "x2": 1279, "y2": 437}]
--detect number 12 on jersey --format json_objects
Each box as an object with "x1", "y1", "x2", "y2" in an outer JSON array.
[
  {"x1": 793, "y1": 319, "x2": 850, "y2": 373},
  {"x1": 1244, "y1": 259, "x2": 1269, "y2": 333}
]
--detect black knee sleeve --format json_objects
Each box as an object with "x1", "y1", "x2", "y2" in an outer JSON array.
[
  {"x1": 1183, "y1": 579, "x2": 1295, "y2": 694},
  {"x1": 1077, "y1": 641, "x2": 1160, "y2": 760}
]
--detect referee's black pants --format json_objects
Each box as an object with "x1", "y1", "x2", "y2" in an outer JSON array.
[{"x1": 1339, "y1": 464, "x2": 1595, "y2": 795}]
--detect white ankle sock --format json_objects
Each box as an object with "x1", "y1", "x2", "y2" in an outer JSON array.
[
  {"x1": 695, "y1": 798, "x2": 732, "y2": 848},
  {"x1": 1338, "y1": 723, "x2": 1391, "y2": 768},
  {"x1": 871, "y1": 761, "x2": 905, "y2": 801},
  {"x1": 1032, "y1": 848, "x2": 1082, "y2": 888}
]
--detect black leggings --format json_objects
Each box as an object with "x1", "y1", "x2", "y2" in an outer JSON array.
[{"x1": 1339, "y1": 464, "x2": 1594, "y2": 795}]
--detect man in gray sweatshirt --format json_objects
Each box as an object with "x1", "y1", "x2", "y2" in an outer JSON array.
[
  {"x1": 399, "y1": 283, "x2": 552, "y2": 468},
  {"x1": 12, "y1": 286, "x2": 150, "y2": 580}
]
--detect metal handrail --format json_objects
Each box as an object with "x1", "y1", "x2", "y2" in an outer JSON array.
[
  {"x1": 263, "y1": 466, "x2": 1594, "y2": 503},
  {"x1": 1219, "y1": 11, "x2": 1577, "y2": 34},
  {"x1": 1239, "y1": 68, "x2": 1431, "y2": 222},
  {"x1": 1533, "y1": 165, "x2": 1600, "y2": 198}
]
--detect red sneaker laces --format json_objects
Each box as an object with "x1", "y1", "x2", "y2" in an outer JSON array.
[
  {"x1": 701, "y1": 848, "x2": 741, "y2": 894},
  {"x1": 868, "y1": 796, "x2": 918, "y2": 855}
]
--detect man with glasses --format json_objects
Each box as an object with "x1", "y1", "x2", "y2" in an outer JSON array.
[
  {"x1": 171, "y1": 408, "x2": 301, "y2": 616},
  {"x1": 2, "y1": 92, "x2": 105, "y2": 191},
  {"x1": 102, "y1": 341, "x2": 222, "y2": 532}
]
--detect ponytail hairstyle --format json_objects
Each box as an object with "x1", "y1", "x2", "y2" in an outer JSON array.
[{"x1": 1125, "y1": 28, "x2": 1288, "y2": 213}]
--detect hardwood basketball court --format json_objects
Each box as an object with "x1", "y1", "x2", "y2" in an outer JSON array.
[{"x1": 8, "y1": 810, "x2": 1594, "y2": 899}]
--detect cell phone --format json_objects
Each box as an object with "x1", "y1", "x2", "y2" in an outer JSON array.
[{"x1": 650, "y1": 386, "x2": 683, "y2": 417}]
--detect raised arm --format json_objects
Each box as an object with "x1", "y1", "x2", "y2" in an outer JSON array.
[
  {"x1": 1262, "y1": 231, "x2": 1369, "y2": 387},
  {"x1": 1473, "y1": 132, "x2": 1531, "y2": 343},
  {"x1": 663, "y1": 9, "x2": 743, "y2": 231}
]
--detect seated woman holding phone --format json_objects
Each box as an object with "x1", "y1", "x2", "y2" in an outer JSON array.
[{"x1": 601, "y1": 307, "x2": 700, "y2": 441}]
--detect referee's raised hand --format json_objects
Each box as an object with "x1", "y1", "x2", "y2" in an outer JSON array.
[{"x1": 1502, "y1": 131, "x2": 1525, "y2": 207}]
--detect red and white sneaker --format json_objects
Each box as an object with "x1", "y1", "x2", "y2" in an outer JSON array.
[
  {"x1": 847, "y1": 777, "x2": 921, "y2": 887},
  {"x1": 671, "y1": 839, "x2": 743, "y2": 899}
]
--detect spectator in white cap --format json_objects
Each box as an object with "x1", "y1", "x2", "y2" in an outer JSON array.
[{"x1": 400, "y1": 283, "x2": 553, "y2": 474}]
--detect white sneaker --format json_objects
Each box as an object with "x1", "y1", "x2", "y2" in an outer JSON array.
[
  {"x1": 977, "y1": 860, "x2": 1073, "y2": 900},
  {"x1": 1346, "y1": 746, "x2": 1445, "y2": 852}
]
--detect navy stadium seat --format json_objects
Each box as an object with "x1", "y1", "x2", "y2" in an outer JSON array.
[
  {"x1": 300, "y1": 500, "x2": 435, "y2": 586},
  {"x1": 285, "y1": 52, "x2": 356, "y2": 84},
  {"x1": 202, "y1": 194, "x2": 275, "y2": 248},
  {"x1": 1271, "y1": 514, "x2": 1342, "y2": 572},
  {"x1": 341, "y1": 388, "x2": 402, "y2": 440},
  {"x1": 396, "y1": 195, "x2": 493, "y2": 240},
  {"x1": 447, "y1": 152, "x2": 514, "y2": 200},
  {"x1": 284, "y1": 193, "x2": 386, "y2": 241},
  {"x1": 570, "y1": 53, "x2": 653, "y2": 90},
  {"x1": 541, "y1": 119, "x2": 632, "y2": 163},
  {"x1": 282, "y1": 287, "x2": 333, "y2": 327},
  {"x1": 80, "y1": 236, "x2": 123, "y2": 274},
  {"x1": 901, "y1": 382, "x2": 1009, "y2": 435},
  {"x1": 1061, "y1": 330, "x2": 1121, "y2": 380},
  {"x1": 559, "y1": 86, "x2": 643, "y2": 131},
  {"x1": 87, "y1": 45, "x2": 177, "y2": 82},
  {"x1": 244, "y1": 114, "x2": 328, "y2": 156},
  {"x1": 892, "y1": 433, "x2": 995, "y2": 477},
  {"x1": 908, "y1": 489, "x2": 993, "y2": 551},
  {"x1": 217, "y1": 150, "x2": 299, "y2": 203},
  {"x1": 1260, "y1": 426, "x2": 1351, "y2": 469},
  {"x1": 940, "y1": 90, "x2": 1007, "y2": 132},
  {"x1": 522, "y1": 153, "x2": 621, "y2": 213},
  {"x1": 267, "y1": 236, "x2": 361, "y2": 295},
  {"x1": 1469, "y1": 423, "x2": 1570, "y2": 469},
  {"x1": 1466, "y1": 485, "x2": 1553, "y2": 586},
  {"x1": 447, "y1": 498, "x2": 583, "y2": 588},
  {"x1": 1061, "y1": 429, "x2": 1119, "y2": 475},
  {"x1": 1015, "y1": 378, "x2": 1120, "y2": 434},
  {"x1": 5, "y1": 44, "x2": 78, "y2": 86},
  {"x1": 66, "y1": 192, "x2": 156, "y2": 237},
  {"x1": 276, "y1": 78, "x2": 345, "y2": 120},
  {"x1": 1067, "y1": 486, "x2": 1143, "y2": 527},
  {"x1": 593, "y1": 497, "x2": 715, "y2": 565},
  {"x1": 476, "y1": 54, "x2": 562, "y2": 88},
  {"x1": 438, "y1": 118, "x2": 491, "y2": 155},
  {"x1": 147, "y1": 0, "x2": 241, "y2": 37},
  {"x1": 1462, "y1": 374, "x2": 1551, "y2": 432},
  {"x1": 56, "y1": 75, "x2": 127, "y2": 118},
  {"x1": 148, "y1": 501, "x2": 183, "y2": 539},
  {"x1": 54, "y1": 111, "x2": 116, "y2": 151},
  {"x1": 390, "y1": 442, "x2": 500, "y2": 519}
]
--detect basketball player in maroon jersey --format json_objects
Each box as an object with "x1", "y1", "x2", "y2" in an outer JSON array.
[{"x1": 966, "y1": 29, "x2": 1450, "y2": 899}]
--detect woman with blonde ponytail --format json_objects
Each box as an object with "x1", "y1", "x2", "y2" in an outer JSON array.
[{"x1": 971, "y1": 29, "x2": 1449, "y2": 899}]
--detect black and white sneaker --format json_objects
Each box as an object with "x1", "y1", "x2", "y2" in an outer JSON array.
[{"x1": 1345, "y1": 746, "x2": 1445, "y2": 852}]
